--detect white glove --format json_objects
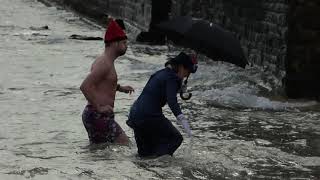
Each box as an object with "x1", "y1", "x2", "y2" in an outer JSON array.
[{"x1": 176, "y1": 114, "x2": 192, "y2": 137}]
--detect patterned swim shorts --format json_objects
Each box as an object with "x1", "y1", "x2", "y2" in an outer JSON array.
[{"x1": 82, "y1": 105, "x2": 123, "y2": 143}]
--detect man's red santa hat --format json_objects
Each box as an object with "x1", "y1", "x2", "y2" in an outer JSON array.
[{"x1": 104, "y1": 19, "x2": 127, "y2": 43}]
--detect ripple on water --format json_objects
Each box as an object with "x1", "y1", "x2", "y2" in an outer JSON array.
[
  {"x1": 43, "y1": 87, "x2": 80, "y2": 97},
  {"x1": 6, "y1": 167, "x2": 50, "y2": 178}
]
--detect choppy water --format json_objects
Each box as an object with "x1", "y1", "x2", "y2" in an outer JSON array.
[{"x1": 0, "y1": 0, "x2": 319, "y2": 179}]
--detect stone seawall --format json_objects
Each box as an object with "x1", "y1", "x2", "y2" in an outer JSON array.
[
  {"x1": 172, "y1": 0, "x2": 288, "y2": 76},
  {"x1": 36, "y1": 0, "x2": 319, "y2": 100}
]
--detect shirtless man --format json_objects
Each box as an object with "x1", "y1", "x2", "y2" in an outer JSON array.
[{"x1": 80, "y1": 19, "x2": 134, "y2": 145}]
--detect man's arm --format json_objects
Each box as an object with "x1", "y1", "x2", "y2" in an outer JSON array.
[
  {"x1": 80, "y1": 61, "x2": 108, "y2": 108},
  {"x1": 117, "y1": 84, "x2": 134, "y2": 94}
]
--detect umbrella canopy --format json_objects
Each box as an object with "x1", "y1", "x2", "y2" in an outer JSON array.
[
  {"x1": 156, "y1": 16, "x2": 196, "y2": 44},
  {"x1": 157, "y1": 17, "x2": 248, "y2": 68},
  {"x1": 184, "y1": 20, "x2": 247, "y2": 68}
]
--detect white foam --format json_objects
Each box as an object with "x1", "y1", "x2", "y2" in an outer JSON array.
[{"x1": 195, "y1": 87, "x2": 318, "y2": 111}]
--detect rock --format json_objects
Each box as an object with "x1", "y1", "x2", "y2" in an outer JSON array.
[
  {"x1": 136, "y1": 31, "x2": 165, "y2": 45},
  {"x1": 29, "y1": 25, "x2": 49, "y2": 30},
  {"x1": 69, "y1": 34, "x2": 103, "y2": 41}
]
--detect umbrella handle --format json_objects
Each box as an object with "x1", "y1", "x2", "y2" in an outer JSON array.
[
  {"x1": 180, "y1": 91, "x2": 192, "y2": 100},
  {"x1": 180, "y1": 76, "x2": 192, "y2": 100}
]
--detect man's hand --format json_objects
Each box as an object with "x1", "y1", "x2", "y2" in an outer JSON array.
[
  {"x1": 119, "y1": 85, "x2": 134, "y2": 94},
  {"x1": 97, "y1": 104, "x2": 113, "y2": 114}
]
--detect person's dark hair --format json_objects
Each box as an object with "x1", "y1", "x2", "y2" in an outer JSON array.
[
  {"x1": 164, "y1": 52, "x2": 198, "y2": 73},
  {"x1": 104, "y1": 40, "x2": 124, "y2": 47},
  {"x1": 105, "y1": 41, "x2": 112, "y2": 47},
  {"x1": 165, "y1": 59, "x2": 179, "y2": 72}
]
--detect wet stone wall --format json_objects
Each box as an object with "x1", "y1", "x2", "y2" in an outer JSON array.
[
  {"x1": 38, "y1": 0, "x2": 152, "y2": 30},
  {"x1": 39, "y1": 0, "x2": 109, "y2": 24},
  {"x1": 106, "y1": 0, "x2": 152, "y2": 30},
  {"x1": 171, "y1": 0, "x2": 289, "y2": 76}
]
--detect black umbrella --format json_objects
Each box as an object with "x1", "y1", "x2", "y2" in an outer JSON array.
[
  {"x1": 156, "y1": 16, "x2": 196, "y2": 44},
  {"x1": 157, "y1": 17, "x2": 248, "y2": 68},
  {"x1": 184, "y1": 20, "x2": 247, "y2": 68}
]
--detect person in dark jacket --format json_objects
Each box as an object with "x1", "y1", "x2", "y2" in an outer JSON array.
[{"x1": 126, "y1": 52, "x2": 198, "y2": 157}]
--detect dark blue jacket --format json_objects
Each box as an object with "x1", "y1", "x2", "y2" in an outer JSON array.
[{"x1": 128, "y1": 67, "x2": 182, "y2": 126}]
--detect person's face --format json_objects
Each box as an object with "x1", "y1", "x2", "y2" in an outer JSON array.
[{"x1": 116, "y1": 39, "x2": 127, "y2": 56}]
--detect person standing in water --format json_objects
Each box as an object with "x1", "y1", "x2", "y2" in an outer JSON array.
[
  {"x1": 127, "y1": 52, "x2": 197, "y2": 157},
  {"x1": 80, "y1": 19, "x2": 134, "y2": 145}
]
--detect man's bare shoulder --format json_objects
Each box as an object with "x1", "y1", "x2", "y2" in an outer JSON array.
[{"x1": 91, "y1": 55, "x2": 112, "y2": 72}]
